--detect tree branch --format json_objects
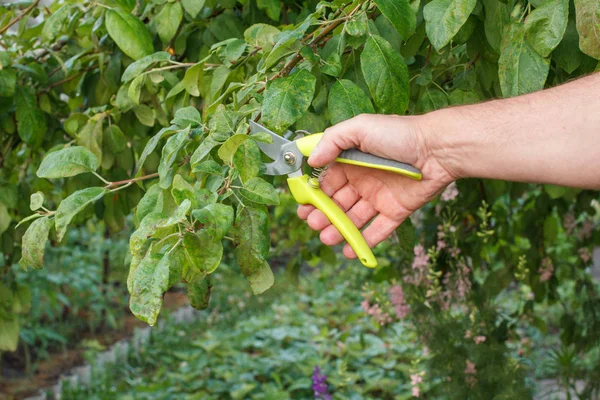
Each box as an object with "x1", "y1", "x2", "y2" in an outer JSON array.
[{"x1": 0, "y1": 0, "x2": 40, "y2": 36}]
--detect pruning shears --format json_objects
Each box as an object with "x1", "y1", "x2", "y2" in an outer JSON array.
[{"x1": 250, "y1": 121, "x2": 422, "y2": 269}]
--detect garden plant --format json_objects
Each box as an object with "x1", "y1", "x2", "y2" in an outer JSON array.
[{"x1": 1, "y1": 0, "x2": 599, "y2": 397}]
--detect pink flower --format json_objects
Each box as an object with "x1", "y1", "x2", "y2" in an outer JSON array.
[
  {"x1": 450, "y1": 247, "x2": 461, "y2": 258},
  {"x1": 412, "y1": 386, "x2": 420, "y2": 397},
  {"x1": 538, "y1": 257, "x2": 554, "y2": 282},
  {"x1": 563, "y1": 212, "x2": 577, "y2": 235},
  {"x1": 412, "y1": 245, "x2": 430, "y2": 270},
  {"x1": 577, "y1": 219, "x2": 594, "y2": 240},
  {"x1": 361, "y1": 297, "x2": 391, "y2": 326},
  {"x1": 474, "y1": 336, "x2": 486, "y2": 345},
  {"x1": 436, "y1": 240, "x2": 447, "y2": 251},
  {"x1": 410, "y1": 374, "x2": 423, "y2": 385},
  {"x1": 389, "y1": 285, "x2": 411, "y2": 319},
  {"x1": 579, "y1": 247, "x2": 592, "y2": 263},
  {"x1": 441, "y1": 182, "x2": 459, "y2": 201},
  {"x1": 464, "y1": 360, "x2": 477, "y2": 375}
]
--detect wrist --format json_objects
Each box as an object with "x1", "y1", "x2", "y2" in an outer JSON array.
[{"x1": 417, "y1": 108, "x2": 469, "y2": 181}]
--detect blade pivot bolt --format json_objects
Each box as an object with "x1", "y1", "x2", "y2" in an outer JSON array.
[{"x1": 283, "y1": 152, "x2": 296, "y2": 165}]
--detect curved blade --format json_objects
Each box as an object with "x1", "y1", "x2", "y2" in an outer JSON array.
[{"x1": 250, "y1": 121, "x2": 304, "y2": 176}]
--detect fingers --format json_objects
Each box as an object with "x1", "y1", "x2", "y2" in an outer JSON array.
[
  {"x1": 343, "y1": 214, "x2": 405, "y2": 259},
  {"x1": 306, "y1": 183, "x2": 360, "y2": 231},
  {"x1": 308, "y1": 115, "x2": 370, "y2": 167}
]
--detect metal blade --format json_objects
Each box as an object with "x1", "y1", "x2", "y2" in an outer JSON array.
[{"x1": 249, "y1": 121, "x2": 291, "y2": 161}]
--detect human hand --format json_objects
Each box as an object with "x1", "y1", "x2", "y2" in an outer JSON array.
[{"x1": 297, "y1": 114, "x2": 455, "y2": 260}]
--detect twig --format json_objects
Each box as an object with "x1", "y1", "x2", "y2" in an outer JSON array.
[
  {"x1": 0, "y1": 0, "x2": 40, "y2": 36},
  {"x1": 39, "y1": 64, "x2": 98, "y2": 93},
  {"x1": 105, "y1": 172, "x2": 159, "y2": 189}
]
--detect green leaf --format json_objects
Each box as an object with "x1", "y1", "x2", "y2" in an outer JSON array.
[
  {"x1": 499, "y1": 23, "x2": 550, "y2": 97},
  {"x1": 183, "y1": 231, "x2": 223, "y2": 277},
  {"x1": 193, "y1": 159, "x2": 223, "y2": 175},
  {"x1": 187, "y1": 276, "x2": 211, "y2": 310},
  {"x1": 416, "y1": 88, "x2": 448, "y2": 113},
  {"x1": 225, "y1": 39, "x2": 246, "y2": 63},
  {"x1": 360, "y1": 35, "x2": 409, "y2": 114},
  {"x1": 574, "y1": 0, "x2": 600, "y2": 59},
  {"x1": 346, "y1": 12, "x2": 368, "y2": 37},
  {"x1": 218, "y1": 134, "x2": 250, "y2": 163},
  {"x1": 156, "y1": 2, "x2": 183, "y2": 43},
  {"x1": 395, "y1": 218, "x2": 416, "y2": 263},
  {"x1": 209, "y1": 104, "x2": 236, "y2": 141},
  {"x1": 244, "y1": 24, "x2": 280, "y2": 50},
  {"x1": 257, "y1": 0, "x2": 281, "y2": 21},
  {"x1": 41, "y1": 5, "x2": 71, "y2": 42},
  {"x1": 0, "y1": 69, "x2": 16, "y2": 97},
  {"x1": 171, "y1": 174, "x2": 195, "y2": 205},
  {"x1": 129, "y1": 250, "x2": 170, "y2": 326},
  {"x1": 482, "y1": 0, "x2": 509, "y2": 52},
  {"x1": 182, "y1": 0, "x2": 205, "y2": 17},
  {"x1": 19, "y1": 216, "x2": 52, "y2": 270},
  {"x1": 77, "y1": 115, "x2": 104, "y2": 162},
  {"x1": 233, "y1": 139, "x2": 261, "y2": 183},
  {"x1": 322, "y1": 53, "x2": 342, "y2": 77},
  {"x1": 423, "y1": 0, "x2": 477, "y2": 51},
  {"x1": 553, "y1": 20, "x2": 584, "y2": 73},
  {"x1": 262, "y1": 69, "x2": 316, "y2": 133},
  {"x1": 128, "y1": 74, "x2": 145, "y2": 105},
  {"x1": 190, "y1": 136, "x2": 220, "y2": 168},
  {"x1": 373, "y1": 0, "x2": 416, "y2": 40},
  {"x1": 37, "y1": 146, "x2": 99, "y2": 179},
  {"x1": 29, "y1": 192, "x2": 44, "y2": 211},
  {"x1": 0, "y1": 318, "x2": 19, "y2": 352},
  {"x1": 172, "y1": 106, "x2": 202, "y2": 128},
  {"x1": 328, "y1": 79, "x2": 375, "y2": 125},
  {"x1": 136, "y1": 184, "x2": 163, "y2": 223},
  {"x1": 55, "y1": 187, "x2": 108, "y2": 242},
  {"x1": 136, "y1": 126, "x2": 176, "y2": 176},
  {"x1": 192, "y1": 203, "x2": 234, "y2": 240},
  {"x1": 239, "y1": 177, "x2": 279, "y2": 205},
  {"x1": 105, "y1": 9, "x2": 154, "y2": 60},
  {"x1": 525, "y1": 0, "x2": 568, "y2": 57},
  {"x1": 158, "y1": 129, "x2": 189, "y2": 189},
  {"x1": 104, "y1": 125, "x2": 128, "y2": 153},
  {"x1": 209, "y1": 65, "x2": 231, "y2": 101},
  {"x1": 133, "y1": 105, "x2": 155, "y2": 127},
  {"x1": 122, "y1": 52, "x2": 171, "y2": 82},
  {"x1": 0, "y1": 203, "x2": 10, "y2": 236},
  {"x1": 15, "y1": 87, "x2": 47, "y2": 148},
  {"x1": 183, "y1": 63, "x2": 204, "y2": 97}
]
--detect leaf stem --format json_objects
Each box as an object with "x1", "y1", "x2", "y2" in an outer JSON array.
[
  {"x1": 93, "y1": 171, "x2": 111, "y2": 185},
  {"x1": 106, "y1": 172, "x2": 159, "y2": 189},
  {"x1": 0, "y1": 0, "x2": 40, "y2": 36}
]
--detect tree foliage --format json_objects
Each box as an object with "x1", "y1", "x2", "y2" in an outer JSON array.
[{"x1": 1, "y1": 0, "x2": 599, "y2": 394}]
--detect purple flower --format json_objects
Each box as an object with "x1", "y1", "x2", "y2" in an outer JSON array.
[{"x1": 312, "y1": 366, "x2": 332, "y2": 400}]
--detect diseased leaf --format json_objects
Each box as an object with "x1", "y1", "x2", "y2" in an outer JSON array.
[
  {"x1": 55, "y1": 187, "x2": 108, "y2": 242},
  {"x1": 360, "y1": 35, "x2": 409, "y2": 114},
  {"x1": 448, "y1": 89, "x2": 481, "y2": 105},
  {"x1": 244, "y1": 24, "x2": 280, "y2": 50},
  {"x1": 191, "y1": 136, "x2": 220, "y2": 168},
  {"x1": 19, "y1": 217, "x2": 52, "y2": 270},
  {"x1": 136, "y1": 184, "x2": 163, "y2": 223},
  {"x1": 209, "y1": 104, "x2": 236, "y2": 141},
  {"x1": 328, "y1": 79, "x2": 375, "y2": 125},
  {"x1": 262, "y1": 68, "x2": 316, "y2": 133},
  {"x1": 37, "y1": 146, "x2": 99, "y2": 179},
  {"x1": 192, "y1": 203, "x2": 233, "y2": 240},
  {"x1": 424, "y1": 0, "x2": 477, "y2": 51},
  {"x1": 346, "y1": 12, "x2": 368, "y2": 37},
  {"x1": 482, "y1": 0, "x2": 509, "y2": 52},
  {"x1": 416, "y1": 88, "x2": 448, "y2": 113},
  {"x1": 574, "y1": 0, "x2": 600, "y2": 59},
  {"x1": 218, "y1": 134, "x2": 250, "y2": 163},
  {"x1": 525, "y1": 0, "x2": 568, "y2": 57},
  {"x1": 15, "y1": 87, "x2": 47, "y2": 148},
  {"x1": 183, "y1": 231, "x2": 223, "y2": 277},
  {"x1": 183, "y1": 63, "x2": 204, "y2": 97},
  {"x1": 234, "y1": 206, "x2": 273, "y2": 293},
  {"x1": 29, "y1": 192, "x2": 44, "y2": 211},
  {"x1": 128, "y1": 74, "x2": 145, "y2": 105},
  {"x1": 233, "y1": 139, "x2": 261, "y2": 183},
  {"x1": 498, "y1": 23, "x2": 550, "y2": 97},
  {"x1": 373, "y1": 0, "x2": 416, "y2": 40},
  {"x1": 42, "y1": 5, "x2": 71, "y2": 42},
  {"x1": 122, "y1": 52, "x2": 171, "y2": 82},
  {"x1": 171, "y1": 174, "x2": 195, "y2": 205},
  {"x1": 158, "y1": 129, "x2": 189, "y2": 189},
  {"x1": 136, "y1": 126, "x2": 176, "y2": 176},
  {"x1": 172, "y1": 106, "x2": 202, "y2": 128},
  {"x1": 187, "y1": 276, "x2": 211, "y2": 310},
  {"x1": 129, "y1": 250, "x2": 170, "y2": 326},
  {"x1": 105, "y1": 9, "x2": 154, "y2": 60},
  {"x1": 156, "y1": 2, "x2": 183, "y2": 43},
  {"x1": 77, "y1": 115, "x2": 104, "y2": 162},
  {"x1": 239, "y1": 177, "x2": 279, "y2": 205}
]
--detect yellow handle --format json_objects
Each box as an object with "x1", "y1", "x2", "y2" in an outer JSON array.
[
  {"x1": 287, "y1": 174, "x2": 377, "y2": 268},
  {"x1": 295, "y1": 133, "x2": 423, "y2": 180}
]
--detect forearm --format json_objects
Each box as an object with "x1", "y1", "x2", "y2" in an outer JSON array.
[{"x1": 423, "y1": 73, "x2": 600, "y2": 189}]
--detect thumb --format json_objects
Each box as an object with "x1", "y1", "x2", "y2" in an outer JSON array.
[{"x1": 307, "y1": 115, "x2": 369, "y2": 167}]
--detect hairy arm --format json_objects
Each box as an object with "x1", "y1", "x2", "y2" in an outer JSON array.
[{"x1": 423, "y1": 73, "x2": 600, "y2": 189}]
